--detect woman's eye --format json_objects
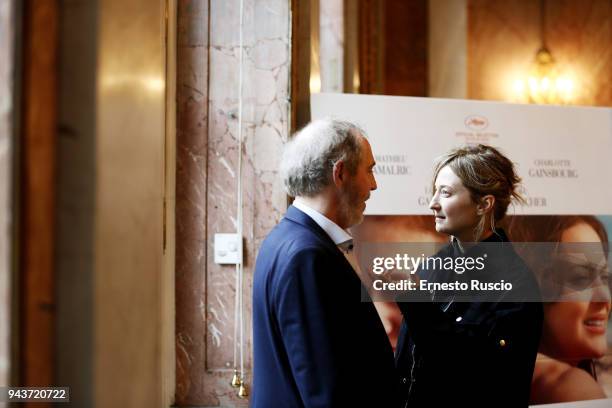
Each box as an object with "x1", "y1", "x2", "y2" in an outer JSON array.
[{"x1": 563, "y1": 266, "x2": 592, "y2": 287}]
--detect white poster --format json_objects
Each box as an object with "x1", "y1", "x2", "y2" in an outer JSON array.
[{"x1": 311, "y1": 93, "x2": 612, "y2": 215}]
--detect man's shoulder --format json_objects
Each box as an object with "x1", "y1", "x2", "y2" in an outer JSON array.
[
  {"x1": 261, "y1": 216, "x2": 328, "y2": 253},
  {"x1": 255, "y1": 219, "x2": 340, "y2": 298},
  {"x1": 255, "y1": 218, "x2": 337, "y2": 280}
]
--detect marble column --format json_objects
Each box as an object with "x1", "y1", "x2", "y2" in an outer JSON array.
[{"x1": 175, "y1": 0, "x2": 209, "y2": 404}]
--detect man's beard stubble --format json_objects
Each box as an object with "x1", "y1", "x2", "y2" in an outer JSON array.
[{"x1": 340, "y1": 185, "x2": 365, "y2": 229}]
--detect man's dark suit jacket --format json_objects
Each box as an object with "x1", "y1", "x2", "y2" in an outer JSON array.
[{"x1": 252, "y1": 205, "x2": 399, "y2": 407}]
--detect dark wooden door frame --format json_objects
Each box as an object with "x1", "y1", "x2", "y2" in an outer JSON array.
[{"x1": 18, "y1": 1, "x2": 59, "y2": 400}]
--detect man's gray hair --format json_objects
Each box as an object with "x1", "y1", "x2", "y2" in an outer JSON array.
[{"x1": 280, "y1": 118, "x2": 367, "y2": 197}]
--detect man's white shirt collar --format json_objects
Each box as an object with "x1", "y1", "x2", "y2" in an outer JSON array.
[{"x1": 292, "y1": 199, "x2": 352, "y2": 246}]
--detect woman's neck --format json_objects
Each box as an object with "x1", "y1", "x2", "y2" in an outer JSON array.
[{"x1": 453, "y1": 228, "x2": 494, "y2": 251}]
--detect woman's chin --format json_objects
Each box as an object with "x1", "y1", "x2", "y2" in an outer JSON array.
[
  {"x1": 434, "y1": 225, "x2": 450, "y2": 236},
  {"x1": 591, "y1": 342, "x2": 609, "y2": 358}
]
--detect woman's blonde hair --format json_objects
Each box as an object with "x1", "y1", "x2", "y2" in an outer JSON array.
[{"x1": 432, "y1": 144, "x2": 525, "y2": 240}]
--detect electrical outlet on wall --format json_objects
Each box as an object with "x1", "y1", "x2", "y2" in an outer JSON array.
[{"x1": 214, "y1": 233, "x2": 243, "y2": 264}]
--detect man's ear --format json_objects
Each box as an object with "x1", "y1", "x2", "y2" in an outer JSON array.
[
  {"x1": 477, "y1": 195, "x2": 495, "y2": 215},
  {"x1": 332, "y1": 160, "x2": 345, "y2": 186}
]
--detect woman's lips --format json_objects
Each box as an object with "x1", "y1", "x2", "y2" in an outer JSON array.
[{"x1": 584, "y1": 318, "x2": 607, "y2": 334}]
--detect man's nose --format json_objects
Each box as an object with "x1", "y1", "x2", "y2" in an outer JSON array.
[{"x1": 371, "y1": 175, "x2": 378, "y2": 191}]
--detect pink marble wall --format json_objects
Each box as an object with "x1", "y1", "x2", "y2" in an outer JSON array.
[
  {"x1": 468, "y1": 0, "x2": 611, "y2": 106},
  {"x1": 206, "y1": 0, "x2": 289, "y2": 376},
  {"x1": 176, "y1": 0, "x2": 290, "y2": 406}
]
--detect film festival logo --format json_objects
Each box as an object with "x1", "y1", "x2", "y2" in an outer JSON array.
[
  {"x1": 456, "y1": 114, "x2": 498, "y2": 144},
  {"x1": 464, "y1": 115, "x2": 489, "y2": 131}
]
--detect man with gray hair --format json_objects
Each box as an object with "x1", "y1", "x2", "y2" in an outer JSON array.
[{"x1": 252, "y1": 118, "x2": 399, "y2": 407}]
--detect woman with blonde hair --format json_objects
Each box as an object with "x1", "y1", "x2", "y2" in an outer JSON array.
[{"x1": 395, "y1": 144, "x2": 543, "y2": 407}]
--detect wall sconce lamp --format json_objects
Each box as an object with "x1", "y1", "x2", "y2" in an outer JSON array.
[{"x1": 512, "y1": 0, "x2": 575, "y2": 104}]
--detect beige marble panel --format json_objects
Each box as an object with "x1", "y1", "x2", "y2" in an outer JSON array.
[
  {"x1": 468, "y1": 0, "x2": 611, "y2": 106},
  {"x1": 429, "y1": 0, "x2": 467, "y2": 98},
  {"x1": 0, "y1": 0, "x2": 13, "y2": 390},
  {"x1": 94, "y1": 0, "x2": 167, "y2": 406},
  {"x1": 203, "y1": 0, "x2": 290, "y2": 404},
  {"x1": 319, "y1": 0, "x2": 343, "y2": 92}
]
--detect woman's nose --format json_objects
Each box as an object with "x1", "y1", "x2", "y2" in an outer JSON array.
[
  {"x1": 591, "y1": 279, "x2": 612, "y2": 303},
  {"x1": 429, "y1": 196, "x2": 439, "y2": 211}
]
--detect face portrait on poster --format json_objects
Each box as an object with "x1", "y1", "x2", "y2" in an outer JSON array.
[
  {"x1": 312, "y1": 93, "x2": 612, "y2": 405},
  {"x1": 352, "y1": 214, "x2": 612, "y2": 405}
]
